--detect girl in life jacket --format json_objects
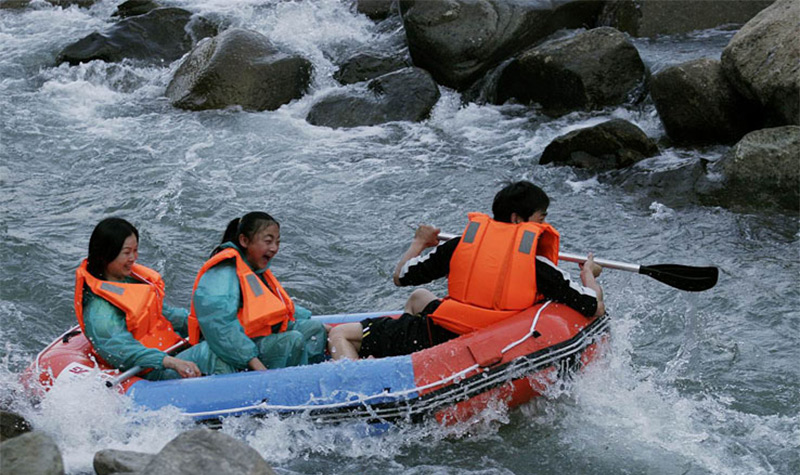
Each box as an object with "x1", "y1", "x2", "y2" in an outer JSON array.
[
  {"x1": 76, "y1": 218, "x2": 219, "y2": 380},
  {"x1": 187, "y1": 212, "x2": 327, "y2": 372}
]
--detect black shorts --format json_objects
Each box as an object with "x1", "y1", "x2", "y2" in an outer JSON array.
[{"x1": 358, "y1": 300, "x2": 458, "y2": 358}]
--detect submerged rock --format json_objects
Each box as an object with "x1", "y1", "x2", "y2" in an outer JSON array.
[
  {"x1": 166, "y1": 28, "x2": 312, "y2": 112},
  {"x1": 142, "y1": 428, "x2": 276, "y2": 475},
  {"x1": 357, "y1": 0, "x2": 396, "y2": 20},
  {"x1": 598, "y1": 0, "x2": 774, "y2": 37},
  {"x1": 0, "y1": 410, "x2": 32, "y2": 442},
  {"x1": 540, "y1": 119, "x2": 658, "y2": 170},
  {"x1": 0, "y1": 431, "x2": 65, "y2": 475},
  {"x1": 307, "y1": 66, "x2": 440, "y2": 128},
  {"x1": 112, "y1": 0, "x2": 161, "y2": 18},
  {"x1": 334, "y1": 52, "x2": 411, "y2": 85},
  {"x1": 399, "y1": 0, "x2": 602, "y2": 90},
  {"x1": 497, "y1": 27, "x2": 646, "y2": 116},
  {"x1": 57, "y1": 7, "x2": 217, "y2": 66},
  {"x1": 721, "y1": 0, "x2": 800, "y2": 127},
  {"x1": 650, "y1": 58, "x2": 757, "y2": 144}
]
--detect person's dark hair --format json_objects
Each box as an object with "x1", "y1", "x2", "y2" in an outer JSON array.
[
  {"x1": 491, "y1": 181, "x2": 550, "y2": 223},
  {"x1": 212, "y1": 211, "x2": 280, "y2": 256},
  {"x1": 87, "y1": 217, "x2": 139, "y2": 279}
]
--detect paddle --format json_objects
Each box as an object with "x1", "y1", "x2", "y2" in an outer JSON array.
[
  {"x1": 437, "y1": 232, "x2": 718, "y2": 291},
  {"x1": 105, "y1": 338, "x2": 190, "y2": 388}
]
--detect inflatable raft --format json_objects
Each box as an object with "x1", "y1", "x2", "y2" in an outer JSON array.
[{"x1": 23, "y1": 302, "x2": 609, "y2": 425}]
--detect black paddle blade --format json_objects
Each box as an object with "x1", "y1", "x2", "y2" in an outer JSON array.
[{"x1": 639, "y1": 264, "x2": 719, "y2": 291}]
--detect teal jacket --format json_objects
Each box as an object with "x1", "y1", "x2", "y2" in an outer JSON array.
[
  {"x1": 81, "y1": 277, "x2": 189, "y2": 372},
  {"x1": 191, "y1": 243, "x2": 314, "y2": 370}
]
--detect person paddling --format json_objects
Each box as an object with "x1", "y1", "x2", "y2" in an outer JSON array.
[
  {"x1": 328, "y1": 181, "x2": 605, "y2": 360},
  {"x1": 76, "y1": 218, "x2": 214, "y2": 380},
  {"x1": 187, "y1": 212, "x2": 326, "y2": 371}
]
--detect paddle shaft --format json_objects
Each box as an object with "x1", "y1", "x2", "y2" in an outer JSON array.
[
  {"x1": 105, "y1": 339, "x2": 189, "y2": 388},
  {"x1": 437, "y1": 232, "x2": 718, "y2": 291}
]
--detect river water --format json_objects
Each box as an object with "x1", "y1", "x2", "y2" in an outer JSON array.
[{"x1": 1, "y1": 1, "x2": 798, "y2": 474}]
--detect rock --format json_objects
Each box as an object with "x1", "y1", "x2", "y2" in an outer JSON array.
[
  {"x1": 721, "y1": 0, "x2": 799, "y2": 127},
  {"x1": 94, "y1": 448, "x2": 154, "y2": 475},
  {"x1": 112, "y1": 0, "x2": 161, "y2": 18},
  {"x1": 650, "y1": 58, "x2": 758, "y2": 144},
  {"x1": 357, "y1": 0, "x2": 396, "y2": 20},
  {"x1": 334, "y1": 52, "x2": 411, "y2": 85},
  {"x1": 0, "y1": 411, "x2": 32, "y2": 442},
  {"x1": 599, "y1": 0, "x2": 774, "y2": 37},
  {"x1": 166, "y1": 28, "x2": 312, "y2": 112},
  {"x1": 143, "y1": 428, "x2": 276, "y2": 475},
  {"x1": 717, "y1": 126, "x2": 800, "y2": 210},
  {"x1": 57, "y1": 8, "x2": 217, "y2": 66},
  {"x1": 612, "y1": 155, "x2": 712, "y2": 207},
  {"x1": 307, "y1": 66, "x2": 440, "y2": 128},
  {"x1": 47, "y1": 0, "x2": 97, "y2": 7},
  {"x1": 399, "y1": 0, "x2": 603, "y2": 90},
  {"x1": 0, "y1": 0, "x2": 31, "y2": 8},
  {"x1": 0, "y1": 431, "x2": 65, "y2": 475},
  {"x1": 540, "y1": 119, "x2": 658, "y2": 170},
  {"x1": 496, "y1": 27, "x2": 646, "y2": 116}
]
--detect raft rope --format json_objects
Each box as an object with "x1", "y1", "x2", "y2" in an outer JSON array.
[{"x1": 181, "y1": 301, "x2": 557, "y2": 419}]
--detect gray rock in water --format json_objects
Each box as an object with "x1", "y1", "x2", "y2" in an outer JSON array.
[
  {"x1": 599, "y1": 0, "x2": 774, "y2": 37},
  {"x1": 399, "y1": 0, "x2": 602, "y2": 90},
  {"x1": 57, "y1": 7, "x2": 217, "y2": 66},
  {"x1": 357, "y1": 0, "x2": 396, "y2": 20},
  {"x1": 1, "y1": 410, "x2": 32, "y2": 442},
  {"x1": 717, "y1": 126, "x2": 800, "y2": 210},
  {"x1": 721, "y1": 0, "x2": 799, "y2": 127},
  {"x1": 307, "y1": 66, "x2": 440, "y2": 128},
  {"x1": 142, "y1": 428, "x2": 276, "y2": 475},
  {"x1": 166, "y1": 28, "x2": 312, "y2": 112},
  {"x1": 540, "y1": 119, "x2": 658, "y2": 170},
  {"x1": 334, "y1": 53, "x2": 411, "y2": 85},
  {"x1": 94, "y1": 448, "x2": 154, "y2": 475},
  {"x1": 112, "y1": 0, "x2": 161, "y2": 18},
  {"x1": 651, "y1": 58, "x2": 758, "y2": 145},
  {"x1": 0, "y1": 431, "x2": 65, "y2": 475},
  {"x1": 497, "y1": 27, "x2": 646, "y2": 116}
]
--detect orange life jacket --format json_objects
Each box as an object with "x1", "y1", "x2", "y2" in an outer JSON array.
[
  {"x1": 74, "y1": 260, "x2": 183, "y2": 351},
  {"x1": 187, "y1": 248, "x2": 295, "y2": 345},
  {"x1": 430, "y1": 212, "x2": 560, "y2": 335}
]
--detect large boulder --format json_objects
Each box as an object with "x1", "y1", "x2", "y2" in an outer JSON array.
[
  {"x1": 399, "y1": 0, "x2": 603, "y2": 90},
  {"x1": 166, "y1": 28, "x2": 312, "y2": 112},
  {"x1": 0, "y1": 431, "x2": 65, "y2": 475},
  {"x1": 57, "y1": 8, "x2": 217, "y2": 66},
  {"x1": 142, "y1": 428, "x2": 276, "y2": 475},
  {"x1": 716, "y1": 126, "x2": 800, "y2": 210},
  {"x1": 94, "y1": 448, "x2": 154, "y2": 475},
  {"x1": 599, "y1": 0, "x2": 774, "y2": 37},
  {"x1": 307, "y1": 66, "x2": 440, "y2": 128},
  {"x1": 0, "y1": 411, "x2": 32, "y2": 442},
  {"x1": 650, "y1": 58, "x2": 758, "y2": 144},
  {"x1": 334, "y1": 52, "x2": 411, "y2": 85},
  {"x1": 721, "y1": 0, "x2": 799, "y2": 127},
  {"x1": 496, "y1": 27, "x2": 646, "y2": 116},
  {"x1": 540, "y1": 119, "x2": 658, "y2": 170}
]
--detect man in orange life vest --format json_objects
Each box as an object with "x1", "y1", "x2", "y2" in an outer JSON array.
[{"x1": 327, "y1": 181, "x2": 605, "y2": 360}]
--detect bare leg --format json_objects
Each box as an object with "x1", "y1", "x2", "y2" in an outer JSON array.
[
  {"x1": 327, "y1": 322, "x2": 364, "y2": 361},
  {"x1": 404, "y1": 288, "x2": 437, "y2": 315}
]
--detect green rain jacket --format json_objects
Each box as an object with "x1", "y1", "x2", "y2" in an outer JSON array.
[
  {"x1": 81, "y1": 277, "x2": 233, "y2": 380},
  {"x1": 191, "y1": 243, "x2": 326, "y2": 371}
]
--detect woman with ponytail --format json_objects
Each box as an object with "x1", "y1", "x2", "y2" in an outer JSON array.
[{"x1": 187, "y1": 212, "x2": 326, "y2": 372}]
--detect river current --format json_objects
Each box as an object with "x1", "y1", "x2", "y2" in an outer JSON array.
[{"x1": 1, "y1": 1, "x2": 798, "y2": 474}]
